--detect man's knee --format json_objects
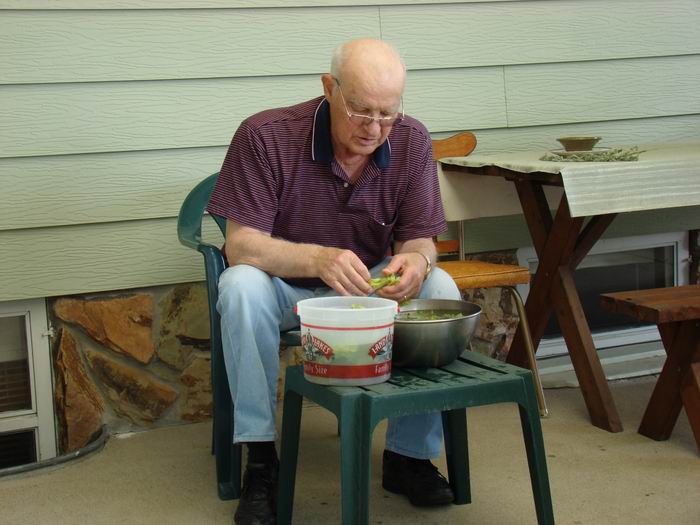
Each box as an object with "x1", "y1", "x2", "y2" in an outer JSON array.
[
  {"x1": 419, "y1": 267, "x2": 462, "y2": 301},
  {"x1": 218, "y1": 264, "x2": 275, "y2": 306}
]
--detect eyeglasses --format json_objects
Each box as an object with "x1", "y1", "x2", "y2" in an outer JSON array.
[{"x1": 333, "y1": 78, "x2": 403, "y2": 128}]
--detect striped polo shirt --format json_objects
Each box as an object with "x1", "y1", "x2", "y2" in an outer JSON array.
[{"x1": 207, "y1": 96, "x2": 446, "y2": 288}]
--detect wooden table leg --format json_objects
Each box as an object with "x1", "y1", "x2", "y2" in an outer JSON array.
[
  {"x1": 508, "y1": 183, "x2": 622, "y2": 432},
  {"x1": 553, "y1": 267, "x2": 622, "y2": 432},
  {"x1": 681, "y1": 362, "x2": 700, "y2": 451},
  {"x1": 639, "y1": 321, "x2": 700, "y2": 442},
  {"x1": 508, "y1": 184, "x2": 579, "y2": 364}
]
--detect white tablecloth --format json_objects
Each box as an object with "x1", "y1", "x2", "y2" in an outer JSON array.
[{"x1": 439, "y1": 142, "x2": 700, "y2": 218}]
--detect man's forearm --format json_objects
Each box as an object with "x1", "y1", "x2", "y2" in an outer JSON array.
[
  {"x1": 225, "y1": 222, "x2": 323, "y2": 278},
  {"x1": 395, "y1": 238, "x2": 437, "y2": 266},
  {"x1": 224, "y1": 220, "x2": 373, "y2": 296}
]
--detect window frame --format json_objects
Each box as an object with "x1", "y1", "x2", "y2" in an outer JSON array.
[{"x1": 0, "y1": 298, "x2": 57, "y2": 462}]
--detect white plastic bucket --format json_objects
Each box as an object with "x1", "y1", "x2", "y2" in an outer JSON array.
[{"x1": 296, "y1": 296, "x2": 398, "y2": 386}]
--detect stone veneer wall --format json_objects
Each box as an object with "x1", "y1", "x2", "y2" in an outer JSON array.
[
  {"x1": 456, "y1": 250, "x2": 522, "y2": 361},
  {"x1": 49, "y1": 281, "x2": 308, "y2": 455},
  {"x1": 51, "y1": 283, "x2": 213, "y2": 454},
  {"x1": 50, "y1": 252, "x2": 518, "y2": 454}
]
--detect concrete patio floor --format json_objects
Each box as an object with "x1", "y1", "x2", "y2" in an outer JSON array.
[{"x1": 2, "y1": 375, "x2": 698, "y2": 524}]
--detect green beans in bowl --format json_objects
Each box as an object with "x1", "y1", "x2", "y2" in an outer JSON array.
[{"x1": 393, "y1": 299, "x2": 481, "y2": 368}]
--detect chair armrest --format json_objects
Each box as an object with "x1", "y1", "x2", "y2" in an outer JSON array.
[
  {"x1": 177, "y1": 173, "x2": 221, "y2": 250},
  {"x1": 198, "y1": 243, "x2": 227, "y2": 287}
]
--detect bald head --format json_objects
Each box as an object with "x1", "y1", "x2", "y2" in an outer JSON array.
[
  {"x1": 330, "y1": 38, "x2": 406, "y2": 96},
  {"x1": 321, "y1": 39, "x2": 405, "y2": 160}
]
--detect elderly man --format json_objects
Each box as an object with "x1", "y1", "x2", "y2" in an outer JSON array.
[{"x1": 207, "y1": 38, "x2": 461, "y2": 524}]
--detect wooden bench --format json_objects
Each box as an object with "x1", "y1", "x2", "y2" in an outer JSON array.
[{"x1": 600, "y1": 285, "x2": 700, "y2": 450}]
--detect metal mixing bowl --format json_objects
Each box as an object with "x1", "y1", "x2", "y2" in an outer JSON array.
[{"x1": 392, "y1": 299, "x2": 481, "y2": 368}]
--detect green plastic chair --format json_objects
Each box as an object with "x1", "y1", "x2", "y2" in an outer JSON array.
[
  {"x1": 176, "y1": 172, "x2": 299, "y2": 500},
  {"x1": 178, "y1": 174, "x2": 554, "y2": 523}
]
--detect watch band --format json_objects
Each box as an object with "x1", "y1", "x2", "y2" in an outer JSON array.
[{"x1": 418, "y1": 252, "x2": 432, "y2": 279}]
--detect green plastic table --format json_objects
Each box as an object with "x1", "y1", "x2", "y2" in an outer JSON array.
[{"x1": 277, "y1": 350, "x2": 555, "y2": 524}]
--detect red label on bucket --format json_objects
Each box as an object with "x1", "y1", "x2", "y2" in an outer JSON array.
[
  {"x1": 368, "y1": 333, "x2": 392, "y2": 358},
  {"x1": 303, "y1": 361, "x2": 391, "y2": 378},
  {"x1": 300, "y1": 333, "x2": 334, "y2": 359}
]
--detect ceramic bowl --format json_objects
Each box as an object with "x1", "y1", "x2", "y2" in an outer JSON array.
[{"x1": 556, "y1": 136, "x2": 601, "y2": 152}]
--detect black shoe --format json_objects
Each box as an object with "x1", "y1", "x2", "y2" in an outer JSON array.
[
  {"x1": 234, "y1": 460, "x2": 278, "y2": 525},
  {"x1": 382, "y1": 450, "x2": 454, "y2": 507}
]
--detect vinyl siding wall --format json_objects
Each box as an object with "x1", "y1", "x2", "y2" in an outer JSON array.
[{"x1": 1, "y1": 0, "x2": 699, "y2": 301}]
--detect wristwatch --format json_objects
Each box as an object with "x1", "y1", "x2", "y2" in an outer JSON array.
[{"x1": 418, "y1": 252, "x2": 432, "y2": 279}]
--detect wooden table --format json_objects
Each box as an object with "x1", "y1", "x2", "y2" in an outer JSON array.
[
  {"x1": 600, "y1": 285, "x2": 700, "y2": 450},
  {"x1": 440, "y1": 143, "x2": 700, "y2": 433}
]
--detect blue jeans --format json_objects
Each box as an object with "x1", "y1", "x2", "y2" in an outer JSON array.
[{"x1": 216, "y1": 257, "x2": 461, "y2": 459}]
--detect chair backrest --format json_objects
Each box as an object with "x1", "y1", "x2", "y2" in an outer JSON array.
[
  {"x1": 177, "y1": 172, "x2": 226, "y2": 250},
  {"x1": 431, "y1": 131, "x2": 477, "y2": 256},
  {"x1": 431, "y1": 131, "x2": 477, "y2": 162}
]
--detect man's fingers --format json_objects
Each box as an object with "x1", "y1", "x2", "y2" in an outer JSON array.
[
  {"x1": 377, "y1": 284, "x2": 408, "y2": 301},
  {"x1": 382, "y1": 260, "x2": 403, "y2": 275},
  {"x1": 350, "y1": 256, "x2": 371, "y2": 282},
  {"x1": 318, "y1": 248, "x2": 373, "y2": 295},
  {"x1": 336, "y1": 266, "x2": 373, "y2": 296},
  {"x1": 348, "y1": 256, "x2": 373, "y2": 294}
]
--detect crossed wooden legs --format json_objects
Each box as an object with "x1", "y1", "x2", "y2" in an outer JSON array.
[
  {"x1": 506, "y1": 180, "x2": 623, "y2": 432},
  {"x1": 640, "y1": 321, "x2": 700, "y2": 449}
]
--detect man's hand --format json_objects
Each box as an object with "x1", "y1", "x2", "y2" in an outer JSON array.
[
  {"x1": 375, "y1": 252, "x2": 428, "y2": 302},
  {"x1": 315, "y1": 247, "x2": 374, "y2": 296}
]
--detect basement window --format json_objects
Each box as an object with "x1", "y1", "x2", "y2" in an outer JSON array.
[
  {"x1": 0, "y1": 298, "x2": 57, "y2": 469},
  {"x1": 517, "y1": 232, "x2": 689, "y2": 359},
  {"x1": 0, "y1": 429, "x2": 37, "y2": 469}
]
